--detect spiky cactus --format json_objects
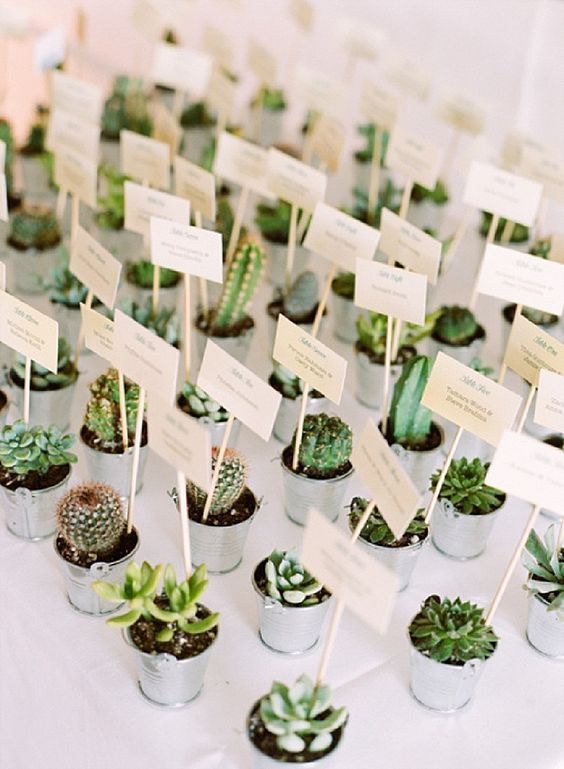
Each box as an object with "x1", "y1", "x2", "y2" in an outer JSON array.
[
  {"x1": 186, "y1": 448, "x2": 247, "y2": 515},
  {"x1": 433, "y1": 306, "x2": 479, "y2": 346},
  {"x1": 57, "y1": 481, "x2": 126, "y2": 557},
  {"x1": 284, "y1": 271, "x2": 319, "y2": 319},
  {"x1": 12, "y1": 338, "x2": 78, "y2": 391},
  {"x1": 83, "y1": 369, "x2": 140, "y2": 451},
  {"x1": 292, "y1": 414, "x2": 352, "y2": 479},
  {"x1": 388, "y1": 356, "x2": 433, "y2": 448},
  {"x1": 8, "y1": 205, "x2": 61, "y2": 251},
  {"x1": 209, "y1": 243, "x2": 264, "y2": 333}
]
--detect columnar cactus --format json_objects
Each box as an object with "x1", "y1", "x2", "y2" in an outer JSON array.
[
  {"x1": 12, "y1": 338, "x2": 78, "y2": 390},
  {"x1": 83, "y1": 369, "x2": 140, "y2": 451},
  {"x1": 209, "y1": 242, "x2": 264, "y2": 333},
  {"x1": 186, "y1": 448, "x2": 247, "y2": 515},
  {"x1": 433, "y1": 305, "x2": 479, "y2": 345},
  {"x1": 292, "y1": 414, "x2": 352, "y2": 478},
  {"x1": 57, "y1": 481, "x2": 126, "y2": 557},
  {"x1": 8, "y1": 205, "x2": 61, "y2": 251},
  {"x1": 388, "y1": 355, "x2": 433, "y2": 448},
  {"x1": 284, "y1": 271, "x2": 319, "y2": 319}
]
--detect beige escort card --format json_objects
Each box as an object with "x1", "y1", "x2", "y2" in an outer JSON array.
[
  {"x1": 303, "y1": 202, "x2": 380, "y2": 272},
  {"x1": 351, "y1": 420, "x2": 421, "y2": 540},
  {"x1": 504, "y1": 315, "x2": 564, "y2": 386},
  {"x1": 0, "y1": 291, "x2": 58, "y2": 372},
  {"x1": 247, "y1": 39, "x2": 277, "y2": 86},
  {"x1": 289, "y1": 0, "x2": 314, "y2": 33},
  {"x1": 384, "y1": 51, "x2": 431, "y2": 101},
  {"x1": 549, "y1": 234, "x2": 564, "y2": 265},
  {"x1": 294, "y1": 65, "x2": 344, "y2": 117},
  {"x1": 354, "y1": 259, "x2": 427, "y2": 325},
  {"x1": 120, "y1": 130, "x2": 170, "y2": 190},
  {"x1": 148, "y1": 397, "x2": 211, "y2": 490},
  {"x1": 174, "y1": 156, "x2": 216, "y2": 221},
  {"x1": 421, "y1": 351, "x2": 522, "y2": 446},
  {"x1": 301, "y1": 508, "x2": 399, "y2": 634},
  {"x1": 485, "y1": 430, "x2": 564, "y2": 517},
  {"x1": 80, "y1": 305, "x2": 115, "y2": 363},
  {"x1": 379, "y1": 208, "x2": 441, "y2": 285},
  {"x1": 113, "y1": 310, "x2": 179, "y2": 402},
  {"x1": 46, "y1": 109, "x2": 100, "y2": 159},
  {"x1": 206, "y1": 66, "x2": 237, "y2": 120},
  {"x1": 534, "y1": 369, "x2": 564, "y2": 433},
  {"x1": 463, "y1": 161, "x2": 542, "y2": 226},
  {"x1": 124, "y1": 182, "x2": 190, "y2": 240},
  {"x1": 385, "y1": 128, "x2": 441, "y2": 190},
  {"x1": 197, "y1": 341, "x2": 281, "y2": 441},
  {"x1": 54, "y1": 147, "x2": 97, "y2": 207},
  {"x1": 273, "y1": 315, "x2": 347, "y2": 404},
  {"x1": 360, "y1": 81, "x2": 399, "y2": 131},
  {"x1": 152, "y1": 42, "x2": 212, "y2": 97},
  {"x1": 436, "y1": 90, "x2": 486, "y2": 135},
  {"x1": 51, "y1": 71, "x2": 103, "y2": 124},
  {"x1": 202, "y1": 24, "x2": 234, "y2": 70},
  {"x1": 71, "y1": 227, "x2": 121, "y2": 309},
  {"x1": 309, "y1": 115, "x2": 346, "y2": 174},
  {"x1": 266, "y1": 148, "x2": 327, "y2": 212},
  {"x1": 0, "y1": 174, "x2": 7, "y2": 222},
  {"x1": 337, "y1": 17, "x2": 385, "y2": 61},
  {"x1": 213, "y1": 132, "x2": 271, "y2": 198},
  {"x1": 520, "y1": 144, "x2": 564, "y2": 204},
  {"x1": 150, "y1": 217, "x2": 223, "y2": 282},
  {"x1": 477, "y1": 245, "x2": 564, "y2": 315},
  {"x1": 153, "y1": 103, "x2": 181, "y2": 158}
]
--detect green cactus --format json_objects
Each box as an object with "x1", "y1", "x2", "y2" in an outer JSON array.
[
  {"x1": 119, "y1": 298, "x2": 181, "y2": 347},
  {"x1": 292, "y1": 413, "x2": 352, "y2": 479},
  {"x1": 21, "y1": 105, "x2": 49, "y2": 155},
  {"x1": 270, "y1": 362, "x2": 303, "y2": 400},
  {"x1": 180, "y1": 382, "x2": 228, "y2": 423},
  {"x1": 209, "y1": 242, "x2": 264, "y2": 333},
  {"x1": 265, "y1": 549, "x2": 323, "y2": 606},
  {"x1": 101, "y1": 75, "x2": 153, "y2": 140},
  {"x1": 11, "y1": 338, "x2": 78, "y2": 391},
  {"x1": 433, "y1": 305, "x2": 480, "y2": 346},
  {"x1": 0, "y1": 421, "x2": 77, "y2": 481},
  {"x1": 83, "y1": 368, "x2": 141, "y2": 451},
  {"x1": 349, "y1": 496, "x2": 428, "y2": 546},
  {"x1": 430, "y1": 458, "x2": 505, "y2": 515},
  {"x1": 251, "y1": 87, "x2": 286, "y2": 112},
  {"x1": 8, "y1": 205, "x2": 61, "y2": 251},
  {"x1": 57, "y1": 481, "x2": 126, "y2": 557},
  {"x1": 96, "y1": 165, "x2": 128, "y2": 230},
  {"x1": 255, "y1": 199, "x2": 293, "y2": 243},
  {"x1": 331, "y1": 271, "x2": 355, "y2": 300},
  {"x1": 125, "y1": 259, "x2": 180, "y2": 289},
  {"x1": 388, "y1": 355, "x2": 433, "y2": 448},
  {"x1": 354, "y1": 122, "x2": 390, "y2": 165},
  {"x1": 530, "y1": 237, "x2": 551, "y2": 259},
  {"x1": 284, "y1": 271, "x2": 319, "y2": 319},
  {"x1": 411, "y1": 179, "x2": 449, "y2": 205},
  {"x1": 186, "y1": 447, "x2": 247, "y2": 516}
]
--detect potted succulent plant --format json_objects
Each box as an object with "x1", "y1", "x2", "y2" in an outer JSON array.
[
  {"x1": 80, "y1": 368, "x2": 148, "y2": 496},
  {"x1": 9, "y1": 338, "x2": 79, "y2": 431},
  {"x1": 385, "y1": 356, "x2": 444, "y2": 492},
  {"x1": 267, "y1": 270, "x2": 323, "y2": 348},
  {"x1": 47, "y1": 255, "x2": 95, "y2": 343},
  {"x1": 54, "y1": 481, "x2": 139, "y2": 614},
  {"x1": 251, "y1": 87, "x2": 287, "y2": 147},
  {"x1": 247, "y1": 674, "x2": 348, "y2": 766},
  {"x1": 408, "y1": 595, "x2": 498, "y2": 711},
  {"x1": 347, "y1": 180, "x2": 401, "y2": 228},
  {"x1": 407, "y1": 179, "x2": 449, "y2": 232},
  {"x1": 540, "y1": 435, "x2": 564, "y2": 519},
  {"x1": 348, "y1": 497, "x2": 428, "y2": 591},
  {"x1": 429, "y1": 305, "x2": 486, "y2": 366},
  {"x1": 6, "y1": 205, "x2": 62, "y2": 294},
  {"x1": 92, "y1": 561, "x2": 219, "y2": 706},
  {"x1": 281, "y1": 413, "x2": 353, "y2": 526},
  {"x1": 479, "y1": 212, "x2": 528, "y2": 246},
  {"x1": 429, "y1": 457, "x2": 505, "y2": 559},
  {"x1": 176, "y1": 381, "x2": 240, "y2": 448},
  {"x1": 180, "y1": 101, "x2": 216, "y2": 163},
  {"x1": 269, "y1": 363, "x2": 327, "y2": 445},
  {"x1": 252, "y1": 548, "x2": 331, "y2": 654},
  {"x1": 118, "y1": 298, "x2": 181, "y2": 347},
  {"x1": 0, "y1": 420, "x2": 76, "y2": 540},
  {"x1": 93, "y1": 165, "x2": 139, "y2": 259},
  {"x1": 19, "y1": 105, "x2": 50, "y2": 199},
  {"x1": 255, "y1": 200, "x2": 309, "y2": 286},
  {"x1": 101, "y1": 75, "x2": 152, "y2": 167},
  {"x1": 329, "y1": 271, "x2": 361, "y2": 343},
  {"x1": 122, "y1": 259, "x2": 181, "y2": 310},
  {"x1": 352, "y1": 122, "x2": 390, "y2": 192},
  {"x1": 522, "y1": 525, "x2": 564, "y2": 658}
]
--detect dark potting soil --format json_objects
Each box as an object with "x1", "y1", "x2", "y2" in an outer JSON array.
[
  {"x1": 56, "y1": 528, "x2": 139, "y2": 568},
  {"x1": 0, "y1": 463, "x2": 69, "y2": 492},
  {"x1": 9, "y1": 367, "x2": 77, "y2": 393},
  {"x1": 431, "y1": 324, "x2": 486, "y2": 347},
  {"x1": 267, "y1": 298, "x2": 324, "y2": 326},
  {"x1": 188, "y1": 486, "x2": 257, "y2": 527},
  {"x1": 502, "y1": 303, "x2": 558, "y2": 326},
  {"x1": 196, "y1": 312, "x2": 254, "y2": 338},
  {"x1": 80, "y1": 424, "x2": 148, "y2": 455},
  {"x1": 544, "y1": 435, "x2": 564, "y2": 450},
  {"x1": 350, "y1": 516, "x2": 429, "y2": 548},
  {"x1": 253, "y1": 558, "x2": 332, "y2": 605},
  {"x1": 355, "y1": 341, "x2": 417, "y2": 366},
  {"x1": 7, "y1": 232, "x2": 61, "y2": 251},
  {"x1": 247, "y1": 700, "x2": 344, "y2": 764},
  {"x1": 0, "y1": 389, "x2": 7, "y2": 411},
  {"x1": 282, "y1": 446, "x2": 352, "y2": 481},
  {"x1": 383, "y1": 421, "x2": 443, "y2": 453},
  {"x1": 268, "y1": 374, "x2": 324, "y2": 401},
  {"x1": 130, "y1": 600, "x2": 218, "y2": 660}
]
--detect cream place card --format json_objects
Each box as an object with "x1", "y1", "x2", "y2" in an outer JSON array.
[
  {"x1": 124, "y1": 182, "x2": 190, "y2": 240},
  {"x1": 504, "y1": 315, "x2": 564, "y2": 386},
  {"x1": 385, "y1": 128, "x2": 441, "y2": 190},
  {"x1": 266, "y1": 148, "x2": 327, "y2": 212},
  {"x1": 46, "y1": 109, "x2": 100, "y2": 159},
  {"x1": 202, "y1": 24, "x2": 233, "y2": 70},
  {"x1": 360, "y1": 81, "x2": 399, "y2": 131},
  {"x1": 51, "y1": 71, "x2": 103, "y2": 124},
  {"x1": 247, "y1": 39, "x2": 277, "y2": 86},
  {"x1": 113, "y1": 309, "x2": 180, "y2": 402},
  {"x1": 486, "y1": 430, "x2": 564, "y2": 517},
  {"x1": 379, "y1": 208, "x2": 441, "y2": 285},
  {"x1": 54, "y1": 147, "x2": 97, "y2": 207},
  {"x1": 337, "y1": 17, "x2": 385, "y2": 61},
  {"x1": 351, "y1": 420, "x2": 421, "y2": 540},
  {"x1": 463, "y1": 161, "x2": 542, "y2": 226},
  {"x1": 80, "y1": 305, "x2": 115, "y2": 362},
  {"x1": 213, "y1": 132, "x2": 271, "y2": 198},
  {"x1": 152, "y1": 42, "x2": 212, "y2": 97},
  {"x1": 174, "y1": 157, "x2": 216, "y2": 221},
  {"x1": 477, "y1": 245, "x2": 564, "y2": 315},
  {"x1": 289, "y1": 0, "x2": 314, "y2": 33},
  {"x1": 520, "y1": 145, "x2": 564, "y2": 204},
  {"x1": 0, "y1": 291, "x2": 58, "y2": 371},
  {"x1": 273, "y1": 315, "x2": 347, "y2": 404},
  {"x1": 421, "y1": 351, "x2": 522, "y2": 446},
  {"x1": 354, "y1": 259, "x2": 427, "y2": 325},
  {"x1": 384, "y1": 51, "x2": 431, "y2": 101},
  {"x1": 309, "y1": 115, "x2": 346, "y2": 174},
  {"x1": 301, "y1": 508, "x2": 399, "y2": 634},
  {"x1": 152, "y1": 103, "x2": 181, "y2": 157},
  {"x1": 206, "y1": 67, "x2": 237, "y2": 120},
  {"x1": 549, "y1": 234, "x2": 564, "y2": 265},
  {"x1": 150, "y1": 217, "x2": 223, "y2": 282},
  {"x1": 436, "y1": 90, "x2": 486, "y2": 135},
  {"x1": 0, "y1": 174, "x2": 7, "y2": 222},
  {"x1": 120, "y1": 130, "x2": 170, "y2": 190},
  {"x1": 197, "y1": 341, "x2": 281, "y2": 441},
  {"x1": 71, "y1": 227, "x2": 121, "y2": 308},
  {"x1": 534, "y1": 369, "x2": 564, "y2": 433},
  {"x1": 294, "y1": 64, "x2": 344, "y2": 117},
  {"x1": 148, "y1": 397, "x2": 211, "y2": 489},
  {"x1": 303, "y1": 202, "x2": 380, "y2": 272}
]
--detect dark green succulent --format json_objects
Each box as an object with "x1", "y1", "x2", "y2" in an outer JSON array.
[
  {"x1": 529, "y1": 238, "x2": 551, "y2": 259},
  {"x1": 430, "y1": 458, "x2": 505, "y2": 515},
  {"x1": 21, "y1": 105, "x2": 48, "y2": 155},
  {"x1": 479, "y1": 212, "x2": 528, "y2": 243},
  {"x1": 255, "y1": 199, "x2": 294, "y2": 244},
  {"x1": 125, "y1": 260, "x2": 180, "y2": 289},
  {"x1": 251, "y1": 87, "x2": 286, "y2": 112},
  {"x1": 356, "y1": 311, "x2": 440, "y2": 360},
  {"x1": 48, "y1": 255, "x2": 90, "y2": 307},
  {"x1": 180, "y1": 101, "x2": 215, "y2": 129},
  {"x1": 331, "y1": 271, "x2": 355, "y2": 300},
  {"x1": 83, "y1": 368, "x2": 141, "y2": 451},
  {"x1": 0, "y1": 420, "x2": 77, "y2": 480},
  {"x1": 523, "y1": 525, "x2": 564, "y2": 619},
  {"x1": 292, "y1": 413, "x2": 352, "y2": 479},
  {"x1": 96, "y1": 166, "x2": 129, "y2": 230},
  {"x1": 433, "y1": 305, "x2": 480, "y2": 346},
  {"x1": 349, "y1": 496, "x2": 428, "y2": 546},
  {"x1": 348, "y1": 179, "x2": 402, "y2": 227},
  {"x1": 12, "y1": 338, "x2": 78, "y2": 391},
  {"x1": 354, "y1": 122, "x2": 390, "y2": 164},
  {"x1": 8, "y1": 205, "x2": 61, "y2": 251},
  {"x1": 411, "y1": 179, "x2": 449, "y2": 205}
]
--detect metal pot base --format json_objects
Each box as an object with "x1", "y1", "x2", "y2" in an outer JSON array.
[
  {"x1": 526, "y1": 632, "x2": 564, "y2": 661},
  {"x1": 5, "y1": 522, "x2": 55, "y2": 542},
  {"x1": 409, "y1": 685, "x2": 473, "y2": 714},
  {"x1": 206, "y1": 557, "x2": 243, "y2": 576},
  {"x1": 431, "y1": 538, "x2": 486, "y2": 561},
  {"x1": 257, "y1": 630, "x2": 320, "y2": 657},
  {"x1": 65, "y1": 594, "x2": 125, "y2": 617},
  {"x1": 136, "y1": 680, "x2": 204, "y2": 709}
]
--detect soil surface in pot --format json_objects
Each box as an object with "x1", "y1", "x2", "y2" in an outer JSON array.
[
  {"x1": 176, "y1": 393, "x2": 229, "y2": 422},
  {"x1": 349, "y1": 512, "x2": 428, "y2": 548},
  {"x1": 355, "y1": 342, "x2": 416, "y2": 366},
  {"x1": 268, "y1": 375, "x2": 324, "y2": 401},
  {"x1": 80, "y1": 424, "x2": 148, "y2": 455},
  {"x1": 267, "y1": 298, "x2": 323, "y2": 326},
  {"x1": 130, "y1": 599, "x2": 218, "y2": 660},
  {"x1": 282, "y1": 446, "x2": 352, "y2": 481},
  {"x1": 125, "y1": 261, "x2": 181, "y2": 289},
  {"x1": 188, "y1": 486, "x2": 257, "y2": 527},
  {"x1": 196, "y1": 312, "x2": 254, "y2": 339},
  {"x1": 383, "y1": 421, "x2": 443, "y2": 453},
  {"x1": 0, "y1": 463, "x2": 70, "y2": 492},
  {"x1": 56, "y1": 528, "x2": 139, "y2": 568},
  {"x1": 253, "y1": 558, "x2": 331, "y2": 605},
  {"x1": 503, "y1": 303, "x2": 557, "y2": 327},
  {"x1": 544, "y1": 435, "x2": 564, "y2": 450},
  {"x1": 431, "y1": 324, "x2": 485, "y2": 347},
  {"x1": 10, "y1": 368, "x2": 78, "y2": 392},
  {"x1": 0, "y1": 390, "x2": 7, "y2": 411}
]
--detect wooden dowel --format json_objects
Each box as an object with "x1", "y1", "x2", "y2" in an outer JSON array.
[
  {"x1": 500, "y1": 219, "x2": 515, "y2": 245},
  {"x1": 515, "y1": 382, "x2": 535, "y2": 434},
  {"x1": 292, "y1": 382, "x2": 310, "y2": 471},
  {"x1": 23, "y1": 356, "x2": 31, "y2": 426},
  {"x1": 126, "y1": 386, "x2": 146, "y2": 533},
  {"x1": 285, "y1": 203, "x2": 299, "y2": 295},
  {"x1": 225, "y1": 186, "x2": 249, "y2": 266},
  {"x1": 184, "y1": 274, "x2": 191, "y2": 383},
  {"x1": 469, "y1": 212, "x2": 500, "y2": 312},
  {"x1": 381, "y1": 316, "x2": 394, "y2": 436},
  {"x1": 56, "y1": 186, "x2": 68, "y2": 223},
  {"x1": 73, "y1": 289, "x2": 93, "y2": 366},
  {"x1": 201, "y1": 413, "x2": 234, "y2": 523},
  {"x1": 425, "y1": 426, "x2": 464, "y2": 524},
  {"x1": 177, "y1": 469, "x2": 191, "y2": 577},
  {"x1": 398, "y1": 179, "x2": 413, "y2": 220},
  {"x1": 117, "y1": 370, "x2": 129, "y2": 451},
  {"x1": 310, "y1": 264, "x2": 335, "y2": 338},
  {"x1": 367, "y1": 126, "x2": 382, "y2": 225}
]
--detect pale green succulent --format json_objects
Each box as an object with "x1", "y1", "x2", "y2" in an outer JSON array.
[
  {"x1": 0, "y1": 421, "x2": 77, "y2": 480},
  {"x1": 265, "y1": 550, "x2": 323, "y2": 606},
  {"x1": 180, "y1": 382, "x2": 228, "y2": 423},
  {"x1": 523, "y1": 525, "x2": 564, "y2": 619}
]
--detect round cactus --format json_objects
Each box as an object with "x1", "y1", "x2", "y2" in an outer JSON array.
[
  {"x1": 57, "y1": 481, "x2": 126, "y2": 557},
  {"x1": 284, "y1": 270, "x2": 319, "y2": 319},
  {"x1": 8, "y1": 205, "x2": 61, "y2": 251},
  {"x1": 292, "y1": 413, "x2": 352, "y2": 478},
  {"x1": 433, "y1": 306, "x2": 479, "y2": 345},
  {"x1": 186, "y1": 448, "x2": 247, "y2": 516}
]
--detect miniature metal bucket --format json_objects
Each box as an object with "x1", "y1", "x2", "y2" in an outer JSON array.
[
  {"x1": 428, "y1": 336, "x2": 485, "y2": 367},
  {"x1": 1, "y1": 468, "x2": 71, "y2": 540},
  {"x1": 526, "y1": 593, "x2": 564, "y2": 658},
  {"x1": 258, "y1": 110, "x2": 283, "y2": 147},
  {"x1": 281, "y1": 460, "x2": 353, "y2": 526},
  {"x1": 194, "y1": 323, "x2": 255, "y2": 368},
  {"x1": 10, "y1": 372, "x2": 77, "y2": 432},
  {"x1": 431, "y1": 499, "x2": 501, "y2": 560},
  {"x1": 80, "y1": 430, "x2": 148, "y2": 497},
  {"x1": 273, "y1": 394, "x2": 327, "y2": 445},
  {"x1": 183, "y1": 410, "x2": 241, "y2": 449},
  {"x1": 355, "y1": 353, "x2": 401, "y2": 409},
  {"x1": 12, "y1": 247, "x2": 57, "y2": 295},
  {"x1": 265, "y1": 242, "x2": 309, "y2": 287},
  {"x1": 356, "y1": 533, "x2": 427, "y2": 592},
  {"x1": 331, "y1": 292, "x2": 362, "y2": 343},
  {"x1": 390, "y1": 424, "x2": 444, "y2": 493}
]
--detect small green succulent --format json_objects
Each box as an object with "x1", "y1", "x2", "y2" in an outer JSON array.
[
  {"x1": 255, "y1": 199, "x2": 293, "y2": 244},
  {"x1": 83, "y1": 368, "x2": 141, "y2": 451},
  {"x1": 118, "y1": 298, "x2": 181, "y2": 347},
  {"x1": 101, "y1": 75, "x2": 153, "y2": 140},
  {"x1": 348, "y1": 180, "x2": 402, "y2": 227},
  {"x1": 48, "y1": 256, "x2": 90, "y2": 307},
  {"x1": 356, "y1": 311, "x2": 440, "y2": 360},
  {"x1": 8, "y1": 205, "x2": 61, "y2": 250},
  {"x1": 270, "y1": 362, "x2": 303, "y2": 400},
  {"x1": 125, "y1": 260, "x2": 180, "y2": 289},
  {"x1": 180, "y1": 382, "x2": 228, "y2": 423},
  {"x1": 12, "y1": 338, "x2": 78, "y2": 391},
  {"x1": 354, "y1": 122, "x2": 389, "y2": 164},
  {"x1": 96, "y1": 166, "x2": 128, "y2": 230},
  {"x1": 292, "y1": 413, "x2": 352, "y2": 479},
  {"x1": 433, "y1": 305, "x2": 480, "y2": 346},
  {"x1": 264, "y1": 549, "x2": 323, "y2": 606},
  {"x1": 522, "y1": 525, "x2": 564, "y2": 619},
  {"x1": 411, "y1": 179, "x2": 449, "y2": 205},
  {"x1": 349, "y1": 496, "x2": 427, "y2": 546},
  {"x1": 331, "y1": 271, "x2": 355, "y2": 300},
  {"x1": 431, "y1": 458, "x2": 505, "y2": 515},
  {"x1": 21, "y1": 105, "x2": 48, "y2": 155},
  {"x1": 388, "y1": 355, "x2": 433, "y2": 448},
  {"x1": 0, "y1": 421, "x2": 77, "y2": 480},
  {"x1": 251, "y1": 87, "x2": 286, "y2": 112}
]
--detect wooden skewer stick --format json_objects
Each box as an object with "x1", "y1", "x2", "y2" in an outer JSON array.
[
  {"x1": 201, "y1": 414, "x2": 235, "y2": 523},
  {"x1": 398, "y1": 178, "x2": 413, "y2": 220},
  {"x1": 23, "y1": 356, "x2": 31, "y2": 426},
  {"x1": 184, "y1": 274, "x2": 191, "y2": 383},
  {"x1": 225, "y1": 187, "x2": 249, "y2": 267},
  {"x1": 380, "y1": 316, "x2": 394, "y2": 436},
  {"x1": 117, "y1": 371, "x2": 129, "y2": 452},
  {"x1": 367, "y1": 126, "x2": 382, "y2": 226},
  {"x1": 126, "y1": 386, "x2": 146, "y2": 534},
  {"x1": 292, "y1": 383, "x2": 309, "y2": 471},
  {"x1": 194, "y1": 211, "x2": 209, "y2": 322},
  {"x1": 73, "y1": 289, "x2": 93, "y2": 366},
  {"x1": 55, "y1": 186, "x2": 68, "y2": 224},
  {"x1": 500, "y1": 219, "x2": 515, "y2": 244},
  {"x1": 177, "y1": 469, "x2": 191, "y2": 577},
  {"x1": 515, "y1": 382, "x2": 536, "y2": 434},
  {"x1": 285, "y1": 203, "x2": 299, "y2": 295},
  {"x1": 424, "y1": 426, "x2": 464, "y2": 524},
  {"x1": 70, "y1": 194, "x2": 80, "y2": 253},
  {"x1": 310, "y1": 264, "x2": 336, "y2": 338},
  {"x1": 498, "y1": 303, "x2": 522, "y2": 385}
]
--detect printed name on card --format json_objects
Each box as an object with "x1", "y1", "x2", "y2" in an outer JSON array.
[
  {"x1": 309, "y1": 115, "x2": 346, "y2": 174},
  {"x1": 51, "y1": 71, "x2": 103, "y2": 124},
  {"x1": 385, "y1": 127, "x2": 441, "y2": 190},
  {"x1": 384, "y1": 51, "x2": 431, "y2": 101},
  {"x1": 120, "y1": 130, "x2": 170, "y2": 190},
  {"x1": 354, "y1": 259, "x2": 427, "y2": 325},
  {"x1": 113, "y1": 310, "x2": 180, "y2": 403},
  {"x1": 351, "y1": 420, "x2": 421, "y2": 540},
  {"x1": 486, "y1": 430, "x2": 564, "y2": 517},
  {"x1": 267, "y1": 148, "x2": 327, "y2": 212},
  {"x1": 520, "y1": 144, "x2": 564, "y2": 204},
  {"x1": 152, "y1": 42, "x2": 212, "y2": 97},
  {"x1": 463, "y1": 161, "x2": 542, "y2": 226},
  {"x1": 46, "y1": 109, "x2": 100, "y2": 159},
  {"x1": 504, "y1": 314, "x2": 564, "y2": 386},
  {"x1": 150, "y1": 217, "x2": 223, "y2": 282},
  {"x1": 0, "y1": 291, "x2": 58, "y2": 371},
  {"x1": 124, "y1": 182, "x2": 190, "y2": 239},
  {"x1": 337, "y1": 17, "x2": 385, "y2": 60},
  {"x1": 477, "y1": 245, "x2": 564, "y2": 315},
  {"x1": 197, "y1": 341, "x2": 281, "y2": 441},
  {"x1": 213, "y1": 132, "x2": 271, "y2": 198},
  {"x1": 148, "y1": 397, "x2": 211, "y2": 489},
  {"x1": 301, "y1": 508, "x2": 399, "y2": 634},
  {"x1": 54, "y1": 148, "x2": 97, "y2": 207},
  {"x1": 273, "y1": 315, "x2": 347, "y2": 404},
  {"x1": 71, "y1": 227, "x2": 121, "y2": 308},
  {"x1": 174, "y1": 157, "x2": 216, "y2": 222},
  {"x1": 360, "y1": 81, "x2": 399, "y2": 131},
  {"x1": 379, "y1": 208, "x2": 441, "y2": 285},
  {"x1": 303, "y1": 202, "x2": 380, "y2": 272},
  {"x1": 421, "y1": 351, "x2": 522, "y2": 446},
  {"x1": 294, "y1": 64, "x2": 344, "y2": 117},
  {"x1": 80, "y1": 305, "x2": 115, "y2": 362},
  {"x1": 436, "y1": 90, "x2": 486, "y2": 135},
  {"x1": 247, "y1": 39, "x2": 277, "y2": 86},
  {"x1": 534, "y1": 370, "x2": 564, "y2": 433}
]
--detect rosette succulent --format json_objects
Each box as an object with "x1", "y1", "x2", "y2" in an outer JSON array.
[
  {"x1": 522, "y1": 525, "x2": 564, "y2": 618},
  {"x1": 264, "y1": 549, "x2": 323, "y2": 606},
  {"x1": 0, "y1": 421, "x2": 77, "y2": 482},
  {"x1": 179, "y1": 382, "x2": 228, "y2": 423},
  {"x1": 12, "y1": 338, "x2": 78, "y2": 391},
  {"x1": 349, "y1": 496, "x2": 427, "y2": 546},
  {"x1": 8, "y1": 205, "x2": 61, "y2": 251},
  {"x1": 119, "y1": 298, "x2": 181, "y2": 346},
  {"x1": 430, "y1": 458, "x2": 505, "y2": 515},
  {"x1": 48, "y1": 257, "x2": 89, "y2": 307},
  {"x1": 125, "y1": 260, "x2": 180, "y2": 289}
]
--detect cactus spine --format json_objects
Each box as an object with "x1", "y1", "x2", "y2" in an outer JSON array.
[
  {"x1": 186, "y1": 448, "x2": 247, "y2": 515},
  {"x1": 292, "y1": 413, "x2": 352, "y2": 478},
  {"x1": 209, "y1": 243, "x2": 264, "y2": 333},
  {"x1": 57, "y1": 481, "x2": 126, "y2": 557}
]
